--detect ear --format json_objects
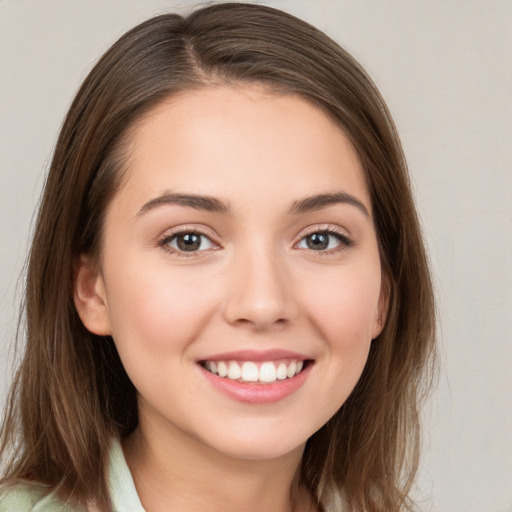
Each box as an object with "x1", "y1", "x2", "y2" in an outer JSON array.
[
  {"x1": 73, "y1": 255, "x2": 112, "y2": 336},
  {"x1": 371, "y1": 273, "x2": 390, "y2": 340}
]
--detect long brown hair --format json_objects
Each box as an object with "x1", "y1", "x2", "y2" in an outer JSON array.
[{"x1": 0, "y1": 4, "x2": 436, "y2": 511}]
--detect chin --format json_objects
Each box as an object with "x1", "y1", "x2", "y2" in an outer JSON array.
[{"x1": 197, "y1": 422, "x2": 311, "y2": 462}]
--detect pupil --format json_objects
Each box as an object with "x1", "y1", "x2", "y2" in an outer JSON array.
[
  {"x1": 177, "y1": 233, "x2": 200, "y2": 251},
  {"x1": 307, "y1": 233, "x2": 328, "y2": 250}
]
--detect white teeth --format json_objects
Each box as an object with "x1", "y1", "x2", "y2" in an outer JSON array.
[
  {"x1": 228, "y1": 361, "x2": 242, "y2": 380},
  {"x1": 241, "y1": 361, "x2": 259, "y2": 382},
  {"x1": 276, "y1": 363, "x2": 288, "y2": 380},
  {"x1": 259, "y1": 362, "x2": 277, "y2": 382},
  {"x1": 217, "y1": 361, "x2": 228, "y2": 377},
  {"x1": 204, "y1": 359, "x2": 307, "y2": 383}
]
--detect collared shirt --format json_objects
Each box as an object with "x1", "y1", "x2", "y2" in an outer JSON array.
[{"x1": 0, "y1": 439, "x2": 145, "y2": 511}]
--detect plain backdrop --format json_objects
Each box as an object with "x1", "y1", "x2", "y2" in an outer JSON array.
[{"x1": 1, "y1": 1, "x2": 511, "y2": 511}]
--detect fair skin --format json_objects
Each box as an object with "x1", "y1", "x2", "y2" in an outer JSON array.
[{"x1": 75, "y1": 85, "x2": 386, "y2": 512}]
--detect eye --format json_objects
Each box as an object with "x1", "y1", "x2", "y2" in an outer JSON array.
[
  {"x1": 160, "y1": 231, "x2": 216, "y2": 254},
  {"x1": 296, "y1": 230, "x2": 353, "y2": 252}
]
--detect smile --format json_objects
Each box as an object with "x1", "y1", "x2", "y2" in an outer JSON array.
[
  {"x1": 201, "y1": 359, "x2": 305, "y2": 384},
  {"x1": 197, "y1": 350, "x2": 313, "y2": 403}
]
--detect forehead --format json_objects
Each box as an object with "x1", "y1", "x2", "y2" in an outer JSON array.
[{"x1": 116, "y1": 85, "x2": 371, "y2": 215}]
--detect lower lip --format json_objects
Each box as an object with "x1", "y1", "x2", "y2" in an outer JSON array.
[{"x1": 199, "y1": 363, "x2": 312, "y2": 404}]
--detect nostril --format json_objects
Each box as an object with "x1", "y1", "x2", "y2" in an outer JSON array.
[{"x1": 232, "y1": 316, "x2": 289, "y2": 331}]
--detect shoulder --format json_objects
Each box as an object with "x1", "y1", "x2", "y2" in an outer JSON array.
[
  {"x1": 0, "y1": 439, "x2": 140, "y2": 512},
  {"x1": 0, "y1": 481, "x2": 86, "y2": 512}
]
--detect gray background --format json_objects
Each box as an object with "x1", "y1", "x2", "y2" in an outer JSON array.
[{"x1": 1, "y1": 1, "x2": 511, "y2": 511}]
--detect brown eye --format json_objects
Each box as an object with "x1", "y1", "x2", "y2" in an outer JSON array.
[
  {"x1": 297, "y1": 230, "x2": 353, "y2": 252},
  {"x1": 305, "y1": 232, "x2": 330, "y2": 250},
  {"x1": 177, "y1": 233, "x2": 201, "y2": 251},
  {"x1": 164, "y1": 232, "x2": 215, "y2": 253}
]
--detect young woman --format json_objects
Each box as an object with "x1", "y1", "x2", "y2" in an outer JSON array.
[{"x1": 0, "y1": 3, "x2": 436, "y2": 511}]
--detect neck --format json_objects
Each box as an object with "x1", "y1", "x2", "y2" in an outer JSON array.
[{"x1": 123, "y1": 420, "x2": 314, "y2": 512}]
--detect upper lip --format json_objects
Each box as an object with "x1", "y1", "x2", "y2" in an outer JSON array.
[{"x1": 197, "y1": 349, "x2": 312, "y2": 362}]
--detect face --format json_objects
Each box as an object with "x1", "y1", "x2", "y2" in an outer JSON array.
[{"x1": 75, "y1": 86, "x2": 386, "y2": 461}]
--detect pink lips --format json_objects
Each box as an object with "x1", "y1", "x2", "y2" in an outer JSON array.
[
  {"x1": 199, "y1": 348, "x2": 310, "y2": 362},
  {"x1": 197, "y1": 349, "x2": 312, "y2": 404}
]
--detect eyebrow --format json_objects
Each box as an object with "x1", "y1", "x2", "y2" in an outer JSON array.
[
  {"x1": 290, "y1": 192, "x2": 370, "y2": 217},
  {"x1": 137, "y1": 193, "x2": 230, "y2": 216},
  {"x1": 136, "y1": 191, "x2": 369, "y2": 217}
]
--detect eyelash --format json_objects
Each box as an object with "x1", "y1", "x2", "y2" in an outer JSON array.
[
  {"x1": 296, "y1": 227, "x2": 355, "y2": 255},
  {"x1": 157, "y1": 226, "x2": 354, "y2": 257},
  {"x1": 158, "y1": 227, "x2": 218, "y2": 258}
]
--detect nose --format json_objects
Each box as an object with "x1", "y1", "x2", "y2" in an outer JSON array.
[{"x1": 222, "y1": 244, "x2": 297, "y2": 331}]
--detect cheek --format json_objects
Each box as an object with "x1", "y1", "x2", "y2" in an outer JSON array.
[
  {"x1": 104, "y1": 262, "x2": 218, "y2": 356},
  {"x1": 310, "y1": 267, "x2": 380, "y2": 343},
  {"x1": 103, "y1": 265, "x2": 220, "y2": 406},
  {"x1": 300, "y1": 262, "x2": 381, "y2": 358}
]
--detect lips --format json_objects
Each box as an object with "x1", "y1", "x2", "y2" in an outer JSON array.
[{"x1": 197, "y1": 350, "x2": 313, "y2": 403}]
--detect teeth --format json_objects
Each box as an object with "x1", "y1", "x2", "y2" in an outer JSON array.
[
  {"x1": 241, "y1": 362, "x2": 259, "y2": 382},
  {"x1": 228, "y1": 361, "x2": 242, "y2": 380},
  {"x1": 259, "y1": 362, "x2": 277, "y2": 382},
  {"x1": 276, "y1": 363, "x2": 288, "y2": 380},
  {"x1": 203, "y1": 359, "x2": 306, "y2": 383},
  {"x1": 217, "y1": 361, "x2": 228, "y2": 377}
]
